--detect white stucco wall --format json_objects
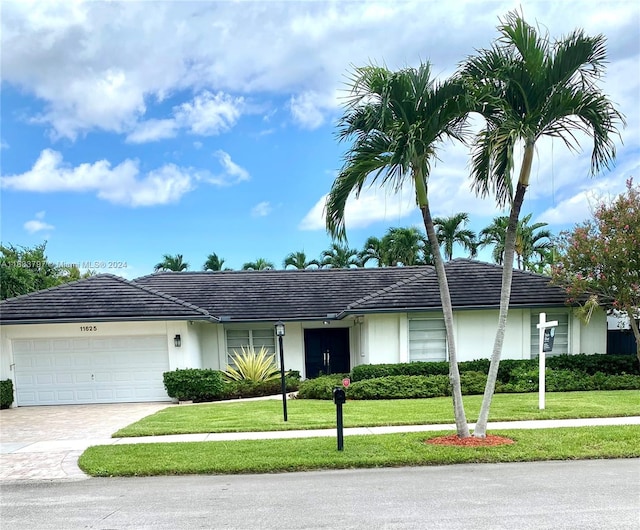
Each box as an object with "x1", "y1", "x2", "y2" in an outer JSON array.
[
  {"x1": 197, "y1": 322, "x2": 221, "y2": 369},
  {"x1": 455, "y1": 309, "x2": 529, "y2": 360},
  {"x1": 579, "y1": 307, "x2": 607, "y2": 354},
  {"x1": 364, "y1": 314, "x2": 402, "y2": 365},
  {"x1": 279, "y1": 322, "x2": 305, "y2": 376}
]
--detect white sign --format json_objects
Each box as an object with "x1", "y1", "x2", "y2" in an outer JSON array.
[{"x1": 536, "y1": 312, "x2": 558, "y2": 410}]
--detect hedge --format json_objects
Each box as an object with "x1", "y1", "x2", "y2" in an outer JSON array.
[
  {"x1": 350, "y1": 354, "x2": 638, "y2": 383},
  {"x1": 163, "y1": 369, "x2": 225, "y2": 402},
  {"x1": 298, "y1": 369, "x2": 640, "y2": 400},
  {"x1": 297, "y1": 374, "x2": 348, "y2": 400},
  {"x1": 0, "y1": 379, "x2": 13, "y2": 409}
]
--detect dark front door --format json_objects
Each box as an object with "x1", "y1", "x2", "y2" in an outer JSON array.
[{"x1": 304, "y1": 328, "x2": 350, "y2": 378}]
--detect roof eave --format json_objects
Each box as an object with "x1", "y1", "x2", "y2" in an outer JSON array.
[{"x1": 0, "y1": 315, "x2": 218, "y2": 326}]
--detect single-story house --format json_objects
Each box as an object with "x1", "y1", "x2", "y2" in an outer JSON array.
[{"x1": 0, "y1": 259, "x2": 606, "y2": 406}]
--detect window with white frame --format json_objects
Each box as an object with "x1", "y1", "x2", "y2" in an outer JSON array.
[
  {"x1": 225, "y1": 328, "x2": 276, "y2": 367},
  {"x1": 530, "y1": 312, "x2": 569, "y2": 357},
  {"x1": 409, "y1": 314, "x2": 447, "y2": 362}
]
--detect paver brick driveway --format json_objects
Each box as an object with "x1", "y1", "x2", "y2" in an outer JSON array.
[{"x1": 0, "y1": 402, "x2": 171, "y2": 482}]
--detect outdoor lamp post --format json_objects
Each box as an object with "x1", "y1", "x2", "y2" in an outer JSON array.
[{"x1": 275, "y1": 320, "x2": 288, "y2": 421}]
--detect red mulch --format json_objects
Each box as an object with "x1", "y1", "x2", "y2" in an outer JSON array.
[{"x1": 425, "y1": 434, "x2": 515, "y2": 446}]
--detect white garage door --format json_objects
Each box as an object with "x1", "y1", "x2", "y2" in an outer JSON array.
[{"x1": 13, "y1": 335, "x2": 171, "y2": 406}]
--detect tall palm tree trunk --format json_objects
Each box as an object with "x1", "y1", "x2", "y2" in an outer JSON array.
[
  {"x1": 421, "y1": 204, "x2": 470, "y2": 438},
  {"x1": 474, "y1": 143, "x2": 533, "y2": 438}
]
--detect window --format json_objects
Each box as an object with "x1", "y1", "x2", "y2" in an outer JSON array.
[
  {"x1": 530, "y1": 312, "x2": 569, "y2": 357},
  {"x1": 225, "y1": 328, "x2": 276, "y2": 367},
  {"x1": 409, "y1": 315, "x2": 447, "y2": 362}
]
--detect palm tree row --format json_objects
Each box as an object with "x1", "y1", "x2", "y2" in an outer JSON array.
[{"x1": 153, "y1": 214, "x2": 555, "y2": 273}]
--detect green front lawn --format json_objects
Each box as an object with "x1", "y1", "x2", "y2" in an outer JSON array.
[
  {"x1": 114, "y1": 390, "x2": 640, "y2": 437},
  {"x1": 80, "y1": 425, "x2": 640, "y2": 477}
]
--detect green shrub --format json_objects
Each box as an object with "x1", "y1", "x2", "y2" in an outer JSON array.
[
  {"x1": 499, "y1": 367, "x2": 539, "y2": 393},
  {"x1": 591, "y1": 373, "x2": 640, "y2": 390},
  {"x1": 348, "y1": 375, "x2": 450, "y2": 400},
  {"x1": 297, "y1": 375, "x2": 347, "y2": 400},
  {"x1": 494, "y1": 359, "x2": 536, "y2": 384},
  {"x1": 459, "y1": 359, "x2": 491, "y2": 374},
  {"x1": 349, "y1": 354, "x2": 638, "y2": 387},
  {"x1": 163, "y1": 369, "x2": 225, "y2": 402},
  {"x1": 546, "y1": 370, "x2": 595, "y2": 392},
  {"x1": 459, "y1": 371, "x2": 488, "y2": 395},
  {"x1": 546, "y1": 354, "x2": 639, "y2": 375},
  {"x1": 0, "y1": 379, "x2": 13, "y2": 409},
  {"x1": 351, "y1": 361, "x2": 450, "y2": 382},
  {"x1": 222, "y1": 377, "x2": 300, "y2": 400}
]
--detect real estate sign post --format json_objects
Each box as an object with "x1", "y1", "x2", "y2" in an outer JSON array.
[{"x1": 537, "y1": 312, "x2": 558, "y2": 410}]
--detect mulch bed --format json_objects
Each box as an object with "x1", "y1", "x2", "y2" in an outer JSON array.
[{"x1": 425, "y1": 434, "x2": 515, "y2": 446}]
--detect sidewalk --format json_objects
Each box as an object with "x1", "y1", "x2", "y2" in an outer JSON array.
[
  {"x1": 2, "y1": 416, "x2": 639, "y2": 482},
  {"x1": 6, "y1": 416, "x2": 640, "y2": 453}
]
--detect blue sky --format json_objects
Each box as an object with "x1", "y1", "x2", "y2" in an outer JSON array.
[{"x1": 1, "y1": 0, "x2": 639, "y2": 278}]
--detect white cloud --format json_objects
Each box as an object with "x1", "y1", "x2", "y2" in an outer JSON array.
[
  {"x1": 299, "y1": 186, "x2": 416, "y2": 231},
  {"x1": 2, "y1": 1, "x2": 637, "y2": 142},
  {"x1": 201, "y1": 150, "x2": 250, "y2": 186},
  {"x1": 175, "y1": 91, "x2": 243, "y2": 135},
  {"x1": 251, "y1": 201, "x2": 272, "y2": 217},
  {"x1": 289, "y1": 91, "x2": 327, "y2": 130},
  {"x1": 1, "y1": 149, "x2": 204, "y2": 207},
  {"x1": 24, "y1": 211, "x2": 54, "y2": 234},
  {"x1": 126, "y1": 119, "x2": 178, "y2": 144},
  {"x1": 125, "y1": 91, "x2": 244, "y2": 144}
]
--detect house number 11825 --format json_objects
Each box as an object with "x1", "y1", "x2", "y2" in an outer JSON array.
[{"x1": 80, "y1": 326, "x2": 98, "y2": 332}]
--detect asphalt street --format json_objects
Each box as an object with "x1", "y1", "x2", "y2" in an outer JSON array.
[{"x1": 1, "y1": 459, "x2": 638, "y2": 529}]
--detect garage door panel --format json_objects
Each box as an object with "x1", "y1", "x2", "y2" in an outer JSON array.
[
  {"x1": 94, "y1": 372, "x2": 112, "y2": 382},
  {"x1": 71, "y1": 339, "x2": 90, "y2": 350},
  {"x1": 32, "y1": 340, "x2": 52, "y2": 352},
  {"x1": 54, "y1": 356, "x2": 74, "y2": 367},
  {"x1": 13, "y1": 335, "x2": 171, "y2": 406},
  {"x1": 16, "y1": 374, "x2": 35, "y2": 385},
  {"x1": 57, "y1": 390, "x2": 74, "y2": 401},
  {"x1": 56, "y1": 373, "x2": 74, "y2": 384},
  {"x1": 34, "y1": 356, "x2": 53, "y2": 368},
  {"x1": 52, "y1": 339, "x2": 72, "y2": 351},
  {"x1": 36, "y1": 374, "x2": 54, "y2": 385}
]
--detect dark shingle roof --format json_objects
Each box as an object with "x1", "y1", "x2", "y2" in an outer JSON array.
[
  {"x1": 134, "y1": 266, "x2": 429, "y2": 321},
  {"x1": 0, "y1": 274, "x2": 213, "y2": 324},
  {"x1": 344, "y1": 259, "x2": 568, "y2": 313},
  {"x1": 0, "y1": 261, "x2": 569, "y2": 325}
]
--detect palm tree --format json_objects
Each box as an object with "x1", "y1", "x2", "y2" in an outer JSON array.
[
  {"x1": 383, "y1": 226, "x2": 429, "y2": 266},
  {"x1": 320, "y1": 243, "x2": 362, "y2": 269},
  {"x1": 433, "y1": 213, "x2": 477, "y2": 260},
  {"x1": 154, "y1": 254, "x2": 189, "y2": 272},
  {"x1": 325, "y1": 62, "x2": 472, "y2": 437},
  {"x1": 514, "y1": 214, "x2": 553, "y2": 271},
  {"x1": 242, "y1": 258, "x2": 274, "y2": 271},
  {"x1": 460, "y1": 11, "x2": 624, "y2": 437},
  {"x1": 478, "y1": 216, "x2": 510, "y2": 265},
  {"x1": 480, "y1": 214, "x2": 553, "y2": 270},
  {"x1": 203, "y1": 252, "x2": 226, "y2": 271},
  {"x1": 359, "y1": 236, "x2": 389, "y2": 267},
  {"x1": 283, "y1": 251, "x2": 320, "y2": 269}
]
